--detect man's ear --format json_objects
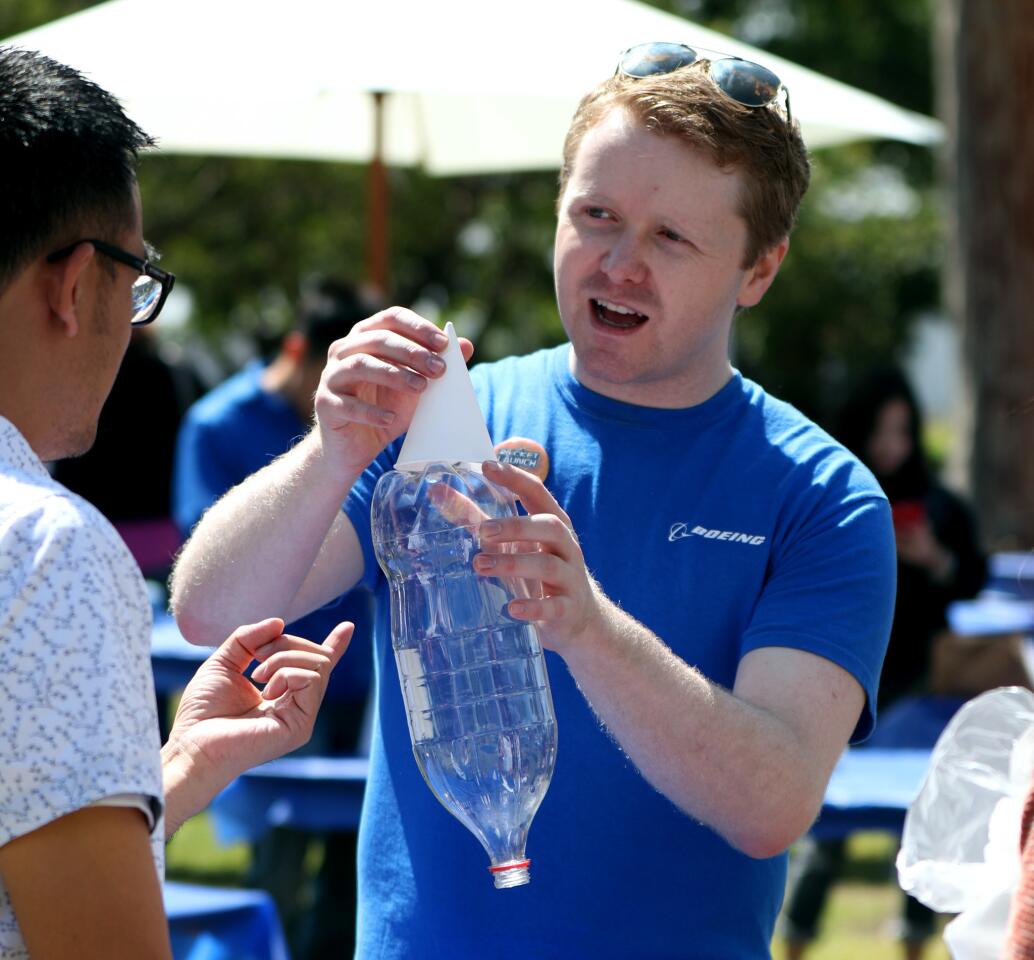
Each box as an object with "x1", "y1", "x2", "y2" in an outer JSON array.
[
  {"x1": 47, "y1": 242, "x2": 96, "y2": 338},
  {"x1": 736, "y1": 237, "x2": 790, "y2": 309}
]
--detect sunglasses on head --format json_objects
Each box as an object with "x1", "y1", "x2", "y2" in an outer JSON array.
[{"x1": 617, "y1": 41, "x2": 792, "y2": 126}]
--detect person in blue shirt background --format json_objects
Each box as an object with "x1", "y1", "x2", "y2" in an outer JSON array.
[
  {"x1": 172, "y1": 43, "x2": 897, "y2": 958},
  {"x1": 173, "y1": 277, "x2": 378, "y2": 959}
]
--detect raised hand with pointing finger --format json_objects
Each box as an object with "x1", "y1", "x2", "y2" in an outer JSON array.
[{"x1": 161, "y1": 618, "x2": 353, "y2": 835}]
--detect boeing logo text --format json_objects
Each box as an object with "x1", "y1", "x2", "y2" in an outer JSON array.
[{"x1": 668, "y1": 523, "x2": 766, "y2": 545}]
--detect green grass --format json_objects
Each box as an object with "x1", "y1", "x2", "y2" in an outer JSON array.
[
  {"x1": 168, "y1": 820, "x2": 952, "y2": 959},
  {"x1": 772, "y1": 833, "x2": 952, "y2": 960},
  {"x1": 166, "y1": 812, "x2": 250, "y2": 886}
]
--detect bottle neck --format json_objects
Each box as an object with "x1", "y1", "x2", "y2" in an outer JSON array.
[{"x1": 490, "y1": 858, "x2": 531, "y2": 889}]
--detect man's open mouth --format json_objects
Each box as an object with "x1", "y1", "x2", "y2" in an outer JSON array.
[{"x1": 592, "y1": 298, "x2": 649, "y2": 329}]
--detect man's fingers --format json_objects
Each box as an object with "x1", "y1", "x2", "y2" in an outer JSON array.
[
  {"x1": 253, "y1": 632, "x2": 320, "y2": 660},
  {"x1": 216, "y1": 617, "x2": 285, "y2": 672},
  {"x1": 261, "y1": 667, "x2": 320, "y2": 702},
  {"x1": 251, "y1": 621, "x2": 355, "y2": 674},
  {"x1": 351, "y1": 306, "x2": 451, "y2": 352},
  {"x1": 474, "y1": 548, "x2": 572, "y2": 588},
  {"x1": 338, "y1": 310, "x2": 450, "y2": 376},
  {"x1": 506, "y1": 594, "x2": 572, "y2": 624},
  {"x1": 260, "y1": 624, "x2": 354, "y2": 706},
  {"x1": 215, "y1": 619, "x2": 354, "y2": 682},
  {"x1": 428, "y1": 482, "x2": 489, "y2": 528},
  {"x1": 332, "y1": 329, "x2": 448, "y2": 379},
  {"x1": 251, "y1": 649, "x2": 333, "y2": 684},
  {"x1": 323, "y1": 351, "x2": 429, "y2": 397},
  {"x1": 479, "y1": 513, "x2": 579, "y2": 560},
  {"x1": 482, "y1": 459, "x2": 571, "y2": 525},
  {"x1": 318, "y1": 389, "x2": 403, "y2": 428},
  {"x1": 321, "y1": 621, "x2": 354, "y2": 668}
]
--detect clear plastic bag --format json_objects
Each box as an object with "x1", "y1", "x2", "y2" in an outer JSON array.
[{"x1": 897, "y1": 686, "x2": 1034, "y2": 958}]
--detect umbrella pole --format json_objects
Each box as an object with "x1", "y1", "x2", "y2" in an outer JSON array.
[{"x1": 367, "y1": 90, "x2": 389, "y2": 297}]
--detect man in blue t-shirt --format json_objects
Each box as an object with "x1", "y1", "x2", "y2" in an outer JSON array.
[
  {"x1": 173, "y1": 278, "x2": 377, "y2": 958},
  {"x1": 173, "y1": 46, "x2": 896, "y2": 958}
]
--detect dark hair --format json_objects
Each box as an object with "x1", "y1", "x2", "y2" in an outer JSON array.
[
  {"x1": 559, "y1": 63, "x2": 810, "y2": 267},
  {"x1": 835, "y1": 366, "x2": 929, "y2": 499},
  {"x1": 295, "y1": 277, "x2": 377, "y2": 358},
  {"x1": 0, "y1": 47, "x2": 154, "y2": 290}
]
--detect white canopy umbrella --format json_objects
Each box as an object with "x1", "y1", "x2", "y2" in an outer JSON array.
[{"x1": 6, "y1": 0, "x2": 943, "y2": 286}]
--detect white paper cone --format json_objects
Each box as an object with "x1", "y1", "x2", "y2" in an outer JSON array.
[{"x1": 395, "y1": 322, "x2": 495, "y2": 471}]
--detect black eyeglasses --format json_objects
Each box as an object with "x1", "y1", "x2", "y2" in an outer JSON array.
[
  {"x1": 46, "y1": 238, "x2": 176, "y2": 326},
  {"x1": 617, "y1": 41, "x2": 792, "y2": 127}
]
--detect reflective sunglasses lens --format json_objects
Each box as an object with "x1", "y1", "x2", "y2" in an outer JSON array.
[
  {"x1": 131, "y1": 275, "x2": 160, "y2": 324},
  {"x1": 620, "y1": 42, "x2": 697, "y2": 78},
  {"x1": 709, "y1": 58, "x2": 782, "y2": 107}
]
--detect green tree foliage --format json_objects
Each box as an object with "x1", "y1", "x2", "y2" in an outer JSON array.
[
  {"x1": 662, "y1": 0, "x2": 933, "y2": 114},
  {"x1": 735, "y1": 142, "x2": 940, "y2": 419},
  {"x1": 0, "y1": 0, "x2": 92, "y2": 38},
  {"x1": 4, "y1": 0, "x2": 941, "y2": 423}
]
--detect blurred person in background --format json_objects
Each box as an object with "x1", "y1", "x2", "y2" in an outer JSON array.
[
  {"x1": 837, "y1": 367, "x2": 986, "y2": 711},
  {"x1": 782, "y1": 365, "x2": 986, "y2": 960},
  {"x1": 52, "y1": 325, "x2": 202, "y2": 579},
  {"x1": 0, "y1": 45, "x2": 350, "y2": 958},
  {"x1": 173, "y1": 277, "x2": 378, "y2": 959}
]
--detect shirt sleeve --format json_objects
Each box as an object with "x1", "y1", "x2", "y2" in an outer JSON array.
[
  {"x1": 342, "y1": 442, "x2": 402, "y2": 593},
  {"x1": 740, "y1": 492, "x2": 897, "y2": 742},
  {"x1": 0, "y1": 496, "x2": 165, "y2": 849},
  {"x1": 90, "y1": 793, "x2": 159, "y2": 829}
]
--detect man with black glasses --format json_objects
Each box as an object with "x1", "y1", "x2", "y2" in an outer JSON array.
[
  {"x1": 173, "y1": 43, "x2": 897, "y2": 957},
  {"x1": 0, "y1": 47, "x2": 352, "y2": 958}
]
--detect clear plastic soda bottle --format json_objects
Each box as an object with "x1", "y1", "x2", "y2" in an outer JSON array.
[{"x1": 369, "y1": 323, "x2": 557, "y2": 888}]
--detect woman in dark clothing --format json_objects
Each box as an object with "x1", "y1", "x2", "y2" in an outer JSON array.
[
  {"x1": 837, "y1": 367, "x2": 988, "y2": 709},
  {"x1": 782, "y1": 366, "x2": 987, "y2": 960}
]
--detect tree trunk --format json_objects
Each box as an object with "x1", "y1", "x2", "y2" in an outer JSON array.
[{"x1": 937, "y1": 0, "x2": 1034, "y2": 550}]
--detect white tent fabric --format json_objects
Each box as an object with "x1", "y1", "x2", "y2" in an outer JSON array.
[{"x1": 6, "y1": 0, "x2": 942, "y2": 174}]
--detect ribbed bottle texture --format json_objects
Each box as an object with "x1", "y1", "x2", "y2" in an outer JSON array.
[{"x1": 372, "y1": 462, "x2": 557, "y2": 886}]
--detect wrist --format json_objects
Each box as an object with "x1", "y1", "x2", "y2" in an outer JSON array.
[
  {"x1": 160, "y1": 735, "x2": 232, "y2": 840},
  {"x1": 561, "y1": 583, "x2": 627, "y2": 669},
  {"x1": 304, "y1": 425, "x2": 365, "y2": 492}
]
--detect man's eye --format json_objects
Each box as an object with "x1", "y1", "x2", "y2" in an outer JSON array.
[
  {"x1": 586, "y1": 207, "x2": 610, "y2": 220},
  {"x1": 661, "y1": 228, "x2": 684, "y2": 242}
]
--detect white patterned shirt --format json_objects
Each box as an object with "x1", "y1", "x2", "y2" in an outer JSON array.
[{"x1": 0, "y1": 416, "x2": 164, "y2": 957}]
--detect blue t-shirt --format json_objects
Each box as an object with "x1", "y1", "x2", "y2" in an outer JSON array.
[
  {"x1": 174, "y1": 361, "x2": 373, "y2": 706},
  {"x1": 173, "y1": 361, "x2": 305, "y2": 538},
  {"x1": 343, "y1": 345, "x2": 895, "y2": 959}
]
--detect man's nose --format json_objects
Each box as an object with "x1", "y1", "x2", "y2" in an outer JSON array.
[{"x1": 600, "y1": 231, "x2": 647, "y2": 284}]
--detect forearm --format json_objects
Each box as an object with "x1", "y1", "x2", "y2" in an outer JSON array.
[
  {"x1": 170, "y1": 430, "x2": 359, "y2": 643},
  {"x1": 562, "y1": 601, "x2": 840, "y2": 858},
  {"x1": 160, "y1": 738, "x2": 225, "y2": 839}
]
